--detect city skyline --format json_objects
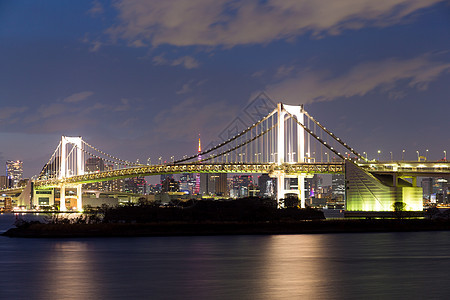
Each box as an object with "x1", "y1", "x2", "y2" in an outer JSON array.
[{"x1": 1, "y1": 1, "x2": 449, "y2": 179}]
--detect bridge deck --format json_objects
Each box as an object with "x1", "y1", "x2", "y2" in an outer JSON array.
[{"x1": 34, "y1": 162, "x2": 344, "y2": 188}]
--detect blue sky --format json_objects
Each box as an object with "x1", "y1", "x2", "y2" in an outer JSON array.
[{"x1": 1, "y1": 0, "x2": 449, "y2": 178}]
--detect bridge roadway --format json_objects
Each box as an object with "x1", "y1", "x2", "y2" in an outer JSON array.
[
  {"x1": 358, "y1": 161, "x2": 450, "y2": 177},
  {"x1": 2, "y1": 161, "x2": 449, "y2": 192},
  {"x1": 34, "y1": 162, "x2": 344, "y2": 188}
]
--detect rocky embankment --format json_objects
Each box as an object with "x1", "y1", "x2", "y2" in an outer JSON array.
[{"x1": 4, "y1": 219, "x2": 450, "y2": 238}]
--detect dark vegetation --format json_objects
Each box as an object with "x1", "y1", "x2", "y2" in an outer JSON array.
[
  {"x1": 100, "y1": 197, "x2": 324, "y2": 223},
  {"x1": 6, "y1": 199, "x2": 450, "y2": 238}
]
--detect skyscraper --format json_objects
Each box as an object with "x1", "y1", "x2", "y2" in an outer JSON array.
[
  {"x1": 179, "y1": 173, "x2": 196, "y2": 194},
  {"x1": 200, "y1": 173, "x2": 228, "y2": 196},
  {"x1": 124, "y1": 177, "x2": 147, "y2": 194},
  {"x1": 6, "y1": 160, "x2": 23, "y2": 188},
  {"x1": 0, "y1": 175, "x2": 8, "y2": 189}
]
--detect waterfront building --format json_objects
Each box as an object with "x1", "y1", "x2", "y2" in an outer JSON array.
[{"x1": 6, "y1": 160, "x2": 23, "y2": 188}]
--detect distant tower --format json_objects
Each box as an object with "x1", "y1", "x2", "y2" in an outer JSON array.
[{"x1": 194, "y1": 135, "x2": 201, "y2": 194}]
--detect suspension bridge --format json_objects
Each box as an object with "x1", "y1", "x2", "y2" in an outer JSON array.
[{"x1": 2, "y1": 103, "x2": 449, "y2": 213}]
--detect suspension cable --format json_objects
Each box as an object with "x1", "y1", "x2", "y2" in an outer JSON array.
[
  {"x1": 81, "y1": 140, "x2": 143, "y2": 166},
  {"x1": 300, "y1": 107, "x2": 367, "y2": 161},
  {"x1": 37, "y1": 141, "x2": 61, "y2": 179},
  {"x1": 174, "y1": 108, "x2": 277, "y2": 164},
  {"x1": 284, "y1": 109, "x2": 346, "y2": 161},
  {"x1": 198, "y1": 123, "x2": 277, "y2": 163}
]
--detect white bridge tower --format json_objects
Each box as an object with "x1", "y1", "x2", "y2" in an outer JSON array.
[
  {"x1": 276, "y1": 103, "x2": 306, "y2": 208},
  {"x1": 59, "y1": 136, "x2": 84, "y2": 211}
]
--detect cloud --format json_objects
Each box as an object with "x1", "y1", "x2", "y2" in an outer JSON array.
[
  {"x1": 176, "y1": 79, "x2": 207, "y2": 95},
  {"x1": 114, "y1": 98, "x2": 131, "y2": 111},
  {"x1": 107, "y1": 0, "x2": 442, "y2": 48},
  {"x1": 176, "y1": 83, "x2": 193, "y2": 95},
  {"x1": 267, "y1": 55, "x2": 450, "y2": 104},
  {"x1": 88, "y1": 0, "x2": 104, "y2": 16},
  {"x1": 0, "y1": 106, "x2": 28, "y2": 121},
  {"x1": 275, "y1": 65, "x2": 295, "y2": 79},
  {"x1": 153, "y1": 54, "x2": 199, "y2": 69},
  {"x1": 251, "y1": 70, "x2": 265, "y2": 78},
  {"x1": 63, "y1": 91, "x2": 94, "y2": 103}
]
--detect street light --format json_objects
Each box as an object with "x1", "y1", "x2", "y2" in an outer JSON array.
[
  {"x1": 325, "y1": 152, "x2": 329, "y2": 162},
  {"x1": 402, "y1": 149, "x2": 405, "y2": 161},
  {"x1": 159, "y1": 157, "x2": 162, "y2": 165},
  {"x1": 445, "y1": 150, "x2": 447, "y2": 161},
  {"x1": 363, "y1": 152, "x2": 367, "y2": 161},
  {"x1": 171, "y1": 156, "x2": 174, "y2": 163},
  {"x1": 425, "y1": 149, "x2": 429, "y2": 161},
  {"x1": 147, "y1": 157, "x2": 151, "y2": 165},
  {"x1": 390, "y1": 151, "x2": 393, "y2": 161},
  {"x1": 377, "y1": 150, "x2": 381, "y2": 161},
  {"x1": 416, "y1": 151, "x2": 419, "y2": 162}
]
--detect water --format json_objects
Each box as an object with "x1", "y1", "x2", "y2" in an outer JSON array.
[{"x1": 1, "y1": 214, "x2": 450, "y2": 299}]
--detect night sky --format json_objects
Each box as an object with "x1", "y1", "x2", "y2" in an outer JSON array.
[{"x1": 1, "y1": 0, "x2": 449, "y2": 179}]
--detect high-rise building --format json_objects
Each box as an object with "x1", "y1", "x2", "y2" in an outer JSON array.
[
  {"x1": 231, "y1": 175, "x2": 253, "y2": 198},
  {"x1": 332, "y1": 174, "x2": 345, "y2": 200},
  {"x1": 200, "y1": 173, "x2": 228, "y2": 196},
  {"x1": 179, "y1": 173, "x2": 196, "y2": 194},
  {"x1": 258, "y1": 174, "x2": 275, "y2": 198},
  {"x1": 124, "y1": 177, "x2": 147, "y2": 194},
  {"x1": 421, "y1": 178, "x2": 433, "y2": 200},
  {"x1": 6, "y1": 160, "x2": 23, "y2": 188},
  {"x1": 0, "y1": 175, "x2": 8, "y2": 189},
  {"x1": 160, "y1": 174, "x2": 174, "y2": 184},
  {"x1": 161, "y1": 177, "x2": 179, "y2": 193}
]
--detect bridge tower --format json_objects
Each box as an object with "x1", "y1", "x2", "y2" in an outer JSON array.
[
  {"x1": 59, "y1": 136, "x2": 84, "y2": 211},
  {"x1": 276, "y1": 103, "x2": 306, "y2": 208}
]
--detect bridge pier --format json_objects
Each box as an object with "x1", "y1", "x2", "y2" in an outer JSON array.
[
  {"x1": 60, "y1": 184, "x2": 66, "y2": 211},
  {"x1": 276, "y1": 173, "x2": 285, "y2": 208},
  {"x1": 299, "y1": 175, "x2": 305, "y2": 208},
  {"x1": 76, "y1": 184, "x2": 82, "y2": 211}
]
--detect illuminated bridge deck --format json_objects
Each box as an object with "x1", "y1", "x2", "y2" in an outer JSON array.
[
  {"x1": 358, "y1": 161, "x2": 450, "y2": 177},
  {"x1": 34, "y1": 162, "x2": 344, "y2": 188}
]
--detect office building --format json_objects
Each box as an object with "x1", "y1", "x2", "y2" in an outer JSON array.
[{"x1": 6, "y1": 160, "x2": 23, "y2": 188}]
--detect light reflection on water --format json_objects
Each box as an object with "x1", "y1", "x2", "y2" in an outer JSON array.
[{"x1": 1, "y1": 214, "x2": 450, "y2": 299}]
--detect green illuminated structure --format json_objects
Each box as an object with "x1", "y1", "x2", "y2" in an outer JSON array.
[{"x1": 345, "y1": 161, "x2": 423, "y2": 212}]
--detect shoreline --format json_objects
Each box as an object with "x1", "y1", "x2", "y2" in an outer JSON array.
[{"x1": 3, "y1": 219, "x2": 450, "y2": 238}]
